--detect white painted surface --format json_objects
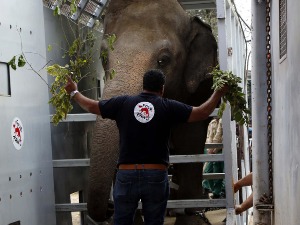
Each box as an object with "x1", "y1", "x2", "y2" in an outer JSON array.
[
  {"x1": 271, "y1": 1, "x2": 300, "y2": 224},
  {"x1": 0, "y1": 1, "x2": 56, "y2": 224}
]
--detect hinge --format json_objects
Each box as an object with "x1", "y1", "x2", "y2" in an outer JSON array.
[{"x1": 255, "y1": 203, "x2": 274, "y2": 211}]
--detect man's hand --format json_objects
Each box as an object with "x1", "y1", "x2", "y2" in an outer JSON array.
[
  {"x1": 216, "y1": 84, "x2": 229, "y2": 96},
  {"x1": 64, "y1": 76, "x2": 101, "y2": 115},
  {"x1": 65, "y1": 76, "x2": 78, "y2": 95},
  {"x1": 187, "y1": 86, "x2": 228, "y2": 123},
  {"x1": 235, "y1": 204, "x2": 244, "y2": 215}
]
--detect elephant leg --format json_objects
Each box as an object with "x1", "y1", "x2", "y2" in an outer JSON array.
[
  {"x1": 88, "y1": 117, "x2": 119, "y2": 222},
  {"x1": 170, "y1": 121, "x2": 210, "y2": 225},
  {"x1": 171, "y1": 121, "x2": 209, "y2": 198}
]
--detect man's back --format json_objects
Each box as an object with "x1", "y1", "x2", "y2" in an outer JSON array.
[{"x1": 99, "y1": 92, "x2": 192, "y2": 165}]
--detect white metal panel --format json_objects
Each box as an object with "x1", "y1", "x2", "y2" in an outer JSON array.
[
  {"x1": 269, "y1": 0, "x2": 300, "y2": 224},
  {"x1": 0, "y1": 1, "x2": 56, "y2": 225}
]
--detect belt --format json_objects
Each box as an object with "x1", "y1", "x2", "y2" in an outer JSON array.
[{"x1": 118, "y1": 164, "x2": 167, "y2": 170}]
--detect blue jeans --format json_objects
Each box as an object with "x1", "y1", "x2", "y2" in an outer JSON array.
[{"x1": 113, "y1": 169, "x2": 170, "y2": 225}]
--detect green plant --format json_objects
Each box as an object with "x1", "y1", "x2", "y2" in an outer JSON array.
[
  {"x1": 211, "y1": 66, "x2": 250, "y2": 125},
  {"x1": 8, "y1": 55, "x2": 26, "y2": 69},
  {"x1": 100, "y1": 34, "x2": 117, "y2": 67},
  {"x1": 53, "y1": 0, "x2": 78, "y2": 16},
  {"x1": 9, "y1": 22, "x2": 118, "y2": 125},
  {"x1": 9, "y1": 19, "x2": 102, "y2": 124}
]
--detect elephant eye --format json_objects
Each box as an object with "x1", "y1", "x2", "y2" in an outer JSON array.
[{"x1": 157, "y1": 54, "x2": 171, "y2": 68}]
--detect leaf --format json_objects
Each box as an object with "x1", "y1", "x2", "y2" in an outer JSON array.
[
  {"x1": 70, "y1": 3, "x2": 77, "y2": 15},
  {"x1": 53, "y1": 6, "x2": 60, "y2": 16},
  {"x1": 109, "y1": 69, "x2": 116, "y2": 80},
  {"x1": 18, "y1": 55, "x2": 26, "y2": 67},
  {"x1": 211, "y1": 66, "x2": 250, "y2": 125},
  {"x1": 48, "y1": 45, "x2": 53, "y2": 52},
  {"x1": 8, "y1": 56, "x2": 17, "y2": 70},
  {"x1": 107, "y1": 34, "x2": 117, "y2": 51}
]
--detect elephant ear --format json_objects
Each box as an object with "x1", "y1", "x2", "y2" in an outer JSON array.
[{"x1": 184, "y1": 16, "x2": 218, "y2": 94}]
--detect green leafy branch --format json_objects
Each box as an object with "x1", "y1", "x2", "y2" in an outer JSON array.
[
  {"x1": 99, "y1": 34, "x2": 117, "y2": 62},
  {"x1": 8, "y1": 30, "x2": 51, "y2": 87},
  {"x1": 100, "y1": 33, "x2": 117, "y2": 82},
  {"x1": 211, "y1": 66, "x2": 250, "y2": 125},
  {"x1": 47, "y1": 29, "x2": 99, "y2": 125},
  {"x1": 9, "y1": 23, "x2": 100, "y2": 125},
  {"x1": 53, "y1": 0, "x2": 78, "y2": 16}
]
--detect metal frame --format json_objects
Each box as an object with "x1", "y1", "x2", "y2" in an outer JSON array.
[
  {"x1": 252, "y1": 0, "x2": 272, "y2": 224},
  {"x1": 0, "y1": 62, "x2": 11, "y2": 97},
  {"x1": 45, "y1": 1, "x2": 249, "y2": 224}
]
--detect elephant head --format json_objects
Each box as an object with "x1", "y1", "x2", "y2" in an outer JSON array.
[{"x1": 87, "y1": 0, "x2": 217, "y2": 222}]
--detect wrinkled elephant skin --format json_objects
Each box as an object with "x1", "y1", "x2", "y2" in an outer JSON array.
[{"x1": 87, "y1": 0, "x2": 218, "y2": 223}]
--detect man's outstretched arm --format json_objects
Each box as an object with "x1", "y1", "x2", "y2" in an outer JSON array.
[
  {"x1": 188, "y1": 88, "x2": 227, "y2": 122},
  {"x1": 64, "y1": 77, "x2": 101, "y2": 115}
]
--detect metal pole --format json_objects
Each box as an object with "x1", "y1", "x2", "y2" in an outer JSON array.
[{"x1": 252, "y1": 0, "x2": 272, "y2": 224}]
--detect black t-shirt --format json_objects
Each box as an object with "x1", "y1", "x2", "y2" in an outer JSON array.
[{"x1": 99, "y1": 92, "x2": 193, "y2": 166}]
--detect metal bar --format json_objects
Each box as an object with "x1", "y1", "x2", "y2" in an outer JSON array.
[
  {"x1": 226, "y1": 208, "x2": 236, "y2": 225},
  {"x1": 50, "y1": 113, "x2": 97, "y2": 122},
  {"x1": 166, "y1": 199, "x2": 226, "y2": 208},
  {"x1": 170, "y1": 154, "x2": 224, "y2": 163},
  {"x1": 210, "y1": 108, "x2": 219, "y2": 117},
  {"x1": 53, "y1": 153, "x2": 225, "y2": 168},
  {"x1": 205, "y1": 143, "x2": 223, "y2": 148},
  {"x1": 55, "y1": 199, "x2": 227, "y2": 212},
  {"x1": 203, "y1": 172, "x2": 225, "y2": 180},
  {"x1": 222, "y1": 107, "x2": 235, "y2": 209},
  {"x1": 56, "y1": 203, "x2": 87, "y2": 212},
  {"x1": 252, "y1": 0, "x2": 271, "y2": 224},
  {"x1": 53, "y1": 159, "x2": 90, "y2": 167}
]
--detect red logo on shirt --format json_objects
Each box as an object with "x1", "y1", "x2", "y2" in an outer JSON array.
[{"x1": 134, "y1": 102, "x2": 155, "y2": 123}]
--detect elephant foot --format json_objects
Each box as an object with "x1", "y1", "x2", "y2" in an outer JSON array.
[{"x1": 174, "y1": 214, "x2": 211, "y2": 225}]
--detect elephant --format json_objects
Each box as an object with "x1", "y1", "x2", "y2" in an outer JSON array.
[{"x1": 87, "y1": 0, "x2": 218, "y2": 224}]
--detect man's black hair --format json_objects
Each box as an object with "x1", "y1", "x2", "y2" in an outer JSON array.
[{"x1": 143, "y1": 69, "x2": 166, "y2": 92}]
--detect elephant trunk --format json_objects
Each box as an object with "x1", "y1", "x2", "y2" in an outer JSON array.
[{"x1": 87, "y1": 118, "x2": 119, "y2": 221}]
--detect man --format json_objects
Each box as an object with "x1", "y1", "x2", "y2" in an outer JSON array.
[
  {"x1": 202, "y1": 118, "x2": 225, "y2": 199},
  {"x1": 65, "y1": 69, "x2": 227, "y2": 225}
]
